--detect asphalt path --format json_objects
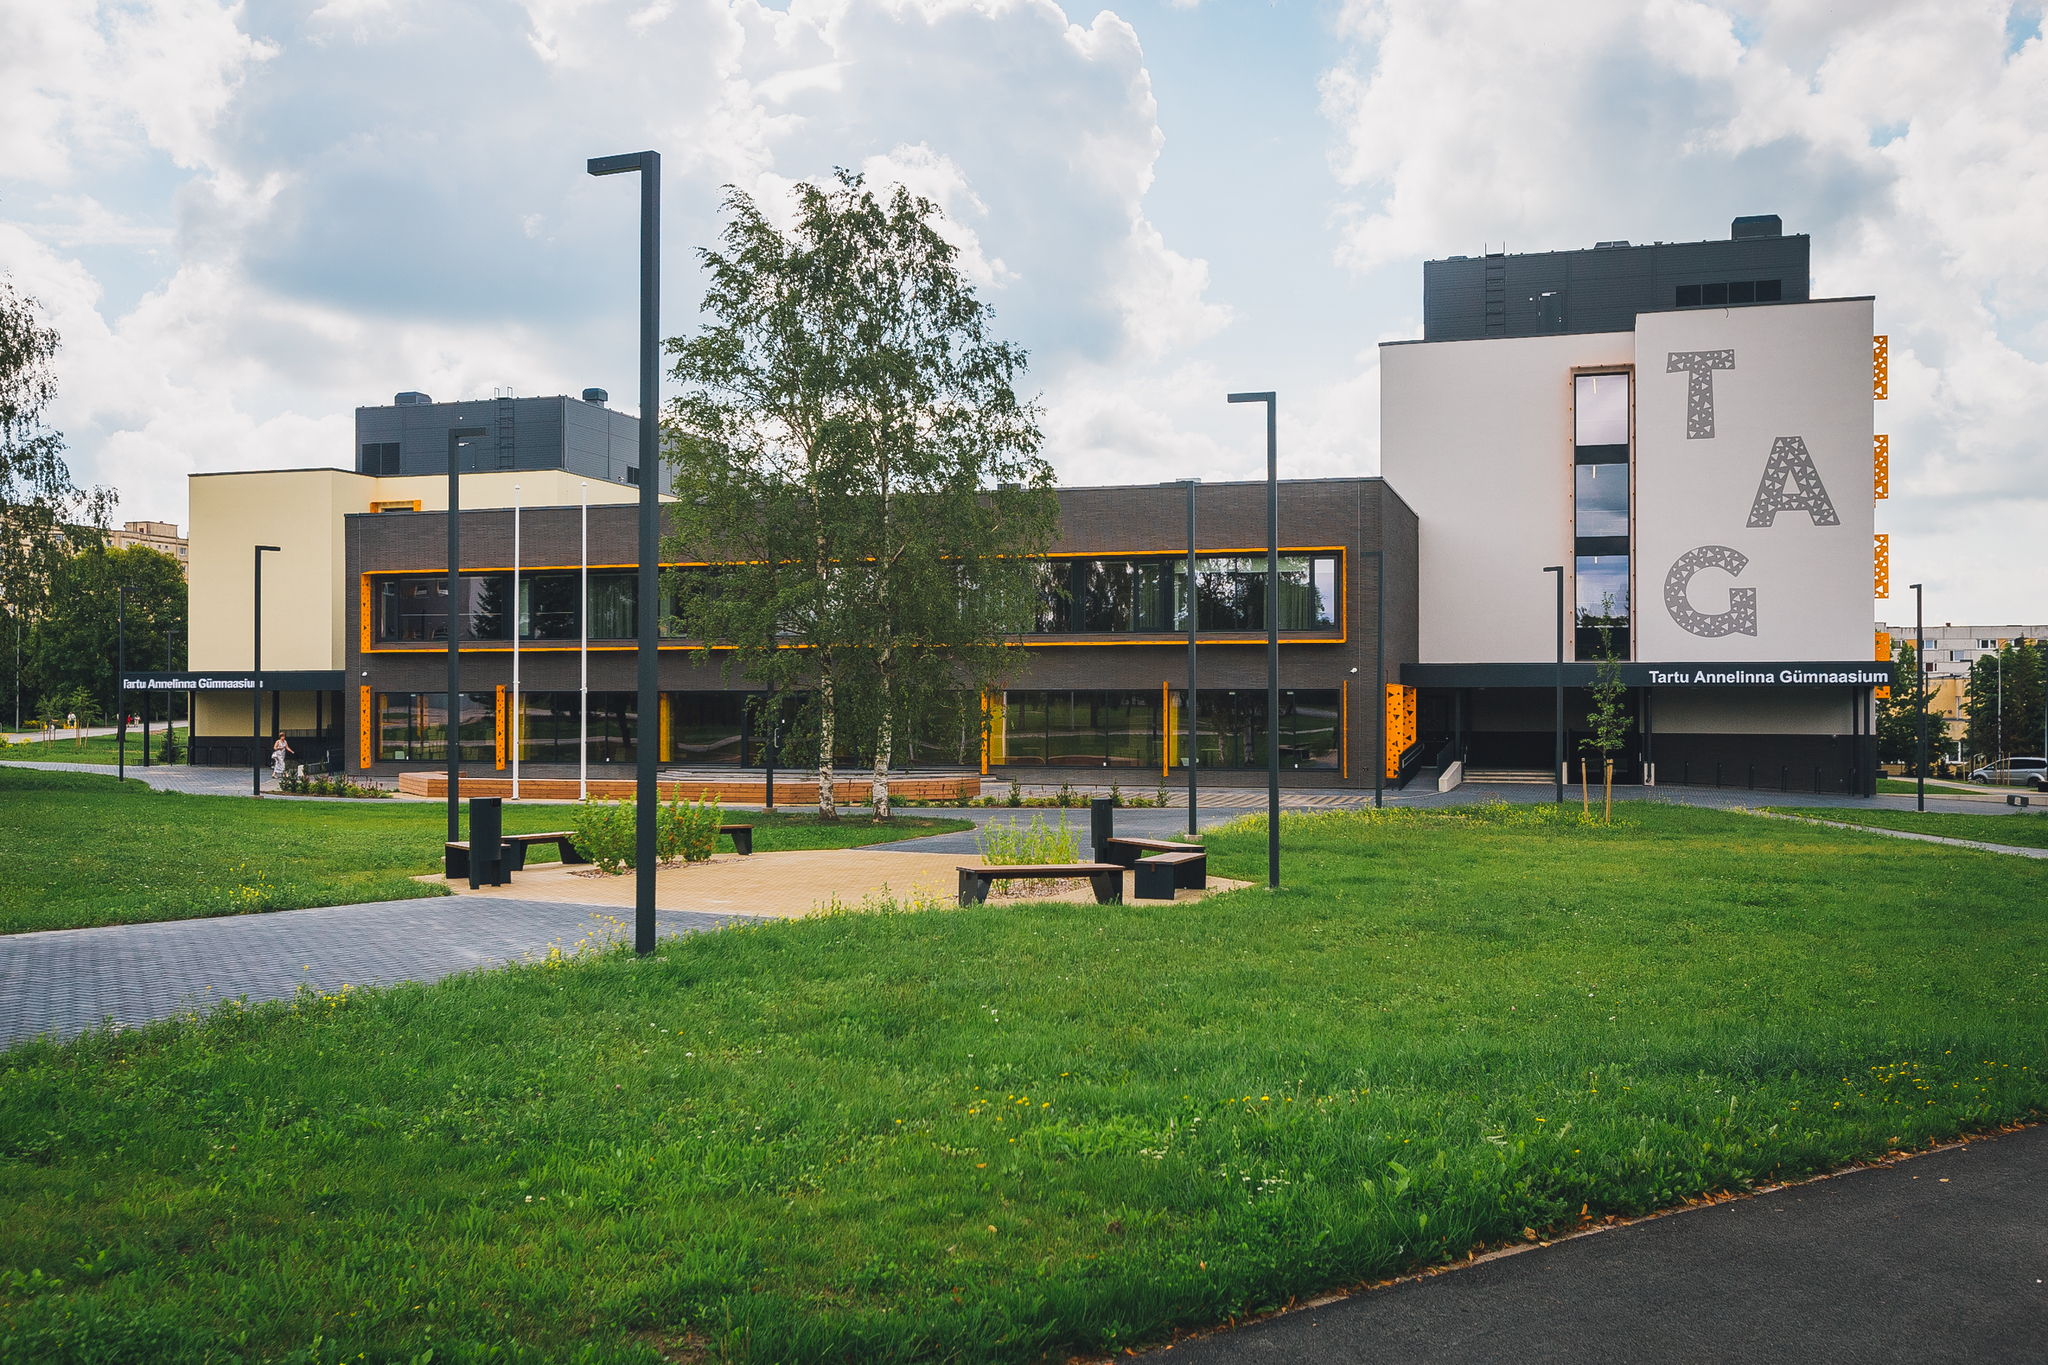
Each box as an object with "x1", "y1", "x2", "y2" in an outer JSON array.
[{"x1": 1163, "y1": 1125, "x2": 2047, "y2": 1365}]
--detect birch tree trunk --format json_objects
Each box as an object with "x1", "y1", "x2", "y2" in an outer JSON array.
[
  {"x1": 871, "y1": 662, "x2": 893, "y2": 818},
  {"x1": 816, "y1": 659, "x2": 838, "y2": 819}
]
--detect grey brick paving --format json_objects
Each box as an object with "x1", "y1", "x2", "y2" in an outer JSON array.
[
  {"x1": 0, "y1": 899, "x2": 759, "y2": 1049},
  {"x1": 2, "y1": 759, "x2": 285, "y2": 796}
]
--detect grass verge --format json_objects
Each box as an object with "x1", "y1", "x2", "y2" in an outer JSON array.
[
  {"x1": 1762, "y1": 805, "x2": 2048, "y2": 850},
  {"x1": 1, "y1": 801, "x2": 2042, "y2": 1362},
  {"x1": 3, "y1": 727, "x2": 190, "y2": 767},
  {"x1": 0, "y1": 767, "x2": 969, "y2": 934}
]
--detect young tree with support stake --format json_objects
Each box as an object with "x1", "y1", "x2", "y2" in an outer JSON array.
[
  {"x1": 1578, "y1": 595, "x2": 1631, "y2": 822},
  {"x1": 662, "y1": 173, "x2": 1056, "y2": 819}
]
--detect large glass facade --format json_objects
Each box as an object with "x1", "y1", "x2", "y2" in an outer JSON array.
[
  {"x1": 375, "y1": 692, "x2": 496, "y2": 761},
  {"x1": 1032, "y1": 554, "x2": 1340, "y2": 634},
  {"x1": 373, "y1": 570, "x2": 661, "y2": 643},
  {"x1": 1573, "y1": 372, "x2": 1631, "y2": 659},
  {"x1": 990, "y1": 689, "x2": 1340, "y2": 770}
]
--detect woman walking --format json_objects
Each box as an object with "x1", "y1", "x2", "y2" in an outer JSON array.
[{"x1": 270, "y1": 732, "x2": 294, "y2": 784}]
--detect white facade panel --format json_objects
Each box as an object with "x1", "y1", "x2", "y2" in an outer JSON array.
[
  {"x1": 1381, "y1": 330, "x2": 1633, "y2": 664},
  {"x1": 1634, "y1": 300, "x2": 1874, "y2": 662}
]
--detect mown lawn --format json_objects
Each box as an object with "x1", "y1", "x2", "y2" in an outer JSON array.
[
  {"x1": 2, "y1": 727, "x2": 189, "y2": 767},
  {"x1": 1766, "y1": 806, "x2": 2048, "y2": 850},
  {"x1": 1, "y1": 801, "x2": 2042, "y2": 1363},
  {"x1": 0, "y1": 766, "x2": 970, "y2": 934}
]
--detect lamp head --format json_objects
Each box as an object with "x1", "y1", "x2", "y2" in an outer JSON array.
[{"x1": 588, "y1": 152, "x2": 652, "y2": 176}]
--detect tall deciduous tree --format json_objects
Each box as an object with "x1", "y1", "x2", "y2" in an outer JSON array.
[
  {"x1": 663, "y1": 173, "x2": 1058, "y2": 818},
  {"x1": 30, "y1": 545, "x2": 188, "y2": 726},
  {"x1": 2, "y1": 279, "x2": 112, "y2": 723},
  {"x1": 1963, "y1": 639, "x2": 2044, "y2": 763},
  {"x1": 1877, "y1": 641, "x2": 1941, "y2": 770}
]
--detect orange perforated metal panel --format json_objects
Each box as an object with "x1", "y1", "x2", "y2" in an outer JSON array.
[
  {"x1": 1383, "y1": 684, "x2": 1417, "y2": 780},
  {"x1": 358, "y1": 686, "x2": 373, "y2": 768},
  {"x1": 495, "y1": 685, "x2": 507, "y2": 770},
  {"x1": 1873, "y1": 335, "x2": 1888, "y2": 399},
  {"x1": 1874, "y1": 534, "x2": 1890, "y2": 598},
  {"x1": 1876, "y1": 631, "x2": 1891, "y2": 700},
  {"x1": 359, "y1": 576, "x2": 371, "y2": 654},
  {"x1": 1874, "y1": 434, "x2": 1888, "y2": 500}
]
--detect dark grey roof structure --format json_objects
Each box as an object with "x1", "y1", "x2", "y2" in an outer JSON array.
[
  {"x1": 1423, "y1": 217, "x2": 1810, "y2": 341},
  {"x1": 354, "y1": 391, "x2": 647, "y2": 488}
]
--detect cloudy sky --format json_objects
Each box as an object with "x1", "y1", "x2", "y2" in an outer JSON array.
[{"x1": 2, "y1": 0, "x2": 2043, "y2": 622}]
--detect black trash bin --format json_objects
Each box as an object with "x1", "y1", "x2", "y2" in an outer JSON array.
[
  {"x1": 468, "y1": 797, "x2": 505, "y2": 889},
  {"x1": 1090, "y1": 797, "x2": 1115, "y2": 859}
]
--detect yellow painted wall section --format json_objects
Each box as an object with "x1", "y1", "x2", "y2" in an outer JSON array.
[
  {"x1": 189, "y1": 468, "x2": 370, "y2": 673},
  {"x1": 659, "y1": 693, "x2": 672, "y2": 762}
]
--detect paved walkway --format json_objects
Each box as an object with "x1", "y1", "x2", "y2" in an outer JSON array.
[
  {"x1": 1166, "y1": 1124, "x2": 2047, "y2": 1364},
  {"x1": 1757, "y1": 810, "x2": 2048, "y2": 859},
  {"x1": 0, "y1": 898, "x2": 756, "y2": 1048}
]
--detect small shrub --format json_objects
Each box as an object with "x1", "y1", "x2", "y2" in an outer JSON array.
[
  {"x1": 571, "y1": 796, "x2": 635, "y2": 874},
  {"x1": 1108, "y1": 780, "x2": 1123, "y2": 807},
  {"x1": 1007, "y1": 777, "x2": 1023, "y2": 807},
  {"x1": 156, "y1": 725, "x2": 181, "y2": 764},
  {"x1": 977, "y1": 811, "x2": 1080, "y2": 865},
  {"x1": 1055, "y1": 780, "x2": 1077, "y2": 808},
  {"x1": 657, "y1": 789, "x2": 723, "y2": 865}
]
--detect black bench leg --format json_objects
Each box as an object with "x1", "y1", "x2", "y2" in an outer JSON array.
[
  {"x1": 557, "y1": 837, "x2": 588, "y2": 867},
  {"x1": 959, "y1": 870, "x2": 990, "y2": 906},
  {"x1": 1133, "y1": 863, "x2": 1176, "y2": 900},
  {"x1": 504, "y1": 842, "x2": 529, "y2": 874},
  {"x1": 1090, "y1": 871, "x2": 1123, "y2": 905},
  {"x1": 445, "y1": 846, "x2": 468, "y2": 879},
  {"x1": 732, "y1": 828, "x2": 752, "y2": 856},
  {"x1": 1178, "y1": 857, "x2": 1207, "y2": 890}
]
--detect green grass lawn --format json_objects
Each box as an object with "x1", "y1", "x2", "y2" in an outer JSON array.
[
  {"x1": 0, "y1": 767, "x2": 971, "y2": 935},
  {"x1": 3, "y1": 726, "x2": 190, "y2": 767},
  {"x1": 1766, "y1": 805, "x2": 2048, "y2": 850},
  {"x1": 2, "y1": 801, "x2": 2042, "y2": 1363}
]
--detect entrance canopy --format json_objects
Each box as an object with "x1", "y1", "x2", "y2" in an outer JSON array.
[
  {"x1": 1402, "y1": 661, "x2": 1889, "y2": 689},
  {"x1": 121, "y1": 670, "x2": 345, "y2": 694}
]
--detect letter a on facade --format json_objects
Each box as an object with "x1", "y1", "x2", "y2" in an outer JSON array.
[{"x1": 1746, "y1": 435, "x2": 1840, "y2": 527}]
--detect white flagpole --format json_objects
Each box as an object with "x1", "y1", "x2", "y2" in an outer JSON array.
[
  {"x1": 580, "y1": 481, "x2": 588, "y2": 802},
  {"x1": 512, "y1": 483, "x2": 521, "y2": 801}
]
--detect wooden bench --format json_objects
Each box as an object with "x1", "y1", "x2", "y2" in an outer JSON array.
[
  {"x1": 445, "y1": 832, "x2": 588, "y2": 880},
  {"x1": 445, "y1": 825, "x2": 753, "y2": 881},
  {"x1": 958, "y1": 863, "x2": 1125, "y2": 906},
  {"x1": 1133, "y1": 851, "x2": 1206, "y2": 900},
  {"x1": 1101, "y1": 837, "x2": 1206, "y2": 888}
]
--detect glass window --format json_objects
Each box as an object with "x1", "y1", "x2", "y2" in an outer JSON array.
[
  {"x1": 1574, "y1": 464, "x2": 1629, "y2": 538},
  {"x1": 1282, "y1": 691, "x2": 1341, "y2": 769},
  {"x1": 1134, "y1": 562, "x2": 1172, "y2": 631},
  {"x1": 669, "y1": 692, "x2": 744, "y2": 765},
  {"x1": 584, "y1": 572, "x2": 634, "y2": 639},
  {"x1": 1574, "y1": 374, "x2": 1629, "y2": 447},
  {"x1": 1082, "y1": 560, "x2": 1134, "y2": 632},
  {"x1": 1575, "y1": 555, "x2": 1630, "y2": 660},
  {"x1": 1100, "y1": 690, "x2": 1157, "y2": 768},
  {"x1": 586, "y1": 691, "x2": 639, "y2": 765},
  {"x1": 377, "y1": 692, "x2": 493, "y2": 762}
]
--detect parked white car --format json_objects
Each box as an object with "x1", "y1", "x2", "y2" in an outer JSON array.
[{"x1": 1968, "y1": 756, "x2": 2047, "y2": 789}]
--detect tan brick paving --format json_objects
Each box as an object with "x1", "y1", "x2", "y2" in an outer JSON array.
[{"x1": 417, "y1": 850, "x2": 1246, "y2": 915}]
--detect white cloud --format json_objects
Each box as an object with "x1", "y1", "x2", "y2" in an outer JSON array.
[{"x1": 1320, "y1": 0, "x2": 2048, "y2": 619}]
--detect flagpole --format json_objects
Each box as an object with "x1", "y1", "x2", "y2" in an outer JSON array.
[
  {"x1": 512, "y1": 483, "x2": 521, "y2": 802},
  {"x1": 580, "y1": 481, "x2": 588, "y2": 802}
]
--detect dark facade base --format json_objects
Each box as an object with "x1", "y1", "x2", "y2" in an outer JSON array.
[{"x1": 1651, "y1": 733, "x2": 1877, "y2": 797}]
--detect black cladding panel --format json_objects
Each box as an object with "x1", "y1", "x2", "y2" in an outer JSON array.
[{"x1": 1422, "y1": 234, "x2": 1810, "y2": 340}]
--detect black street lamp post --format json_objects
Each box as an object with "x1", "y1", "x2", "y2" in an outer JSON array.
[
  {"x1": 588, "y1": 148, "x2": 662, "y2": 955},
  {"x1": 1227, "y1": 390, "x2": 1279, "y2": 891},
  {"x1": 116, "y1": 585, "x2": 126, "y2": 782},
  {"x1": 446, "y1": 427, "x2": 485, "y2": 851},
  {"x1": 1179, "y1": 478, "x2": 1199, "y2": 836},
  {"x1": 1903, "y1": 595, "x2": 1919, "y2": 796},
  {"x1": 1360, "y1": 549, "x2": 1385, "y2": 810},
  {"x1": 254, "y1": 546, "x2": 280, "y2": 795},
  {"x1": 1544, "y1": 565, "x2": 1564, "y2": 804}
]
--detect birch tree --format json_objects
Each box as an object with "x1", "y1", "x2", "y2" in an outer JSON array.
[{"x1": 663, "y1": 173, "x2": 1055, "y2": 818}]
